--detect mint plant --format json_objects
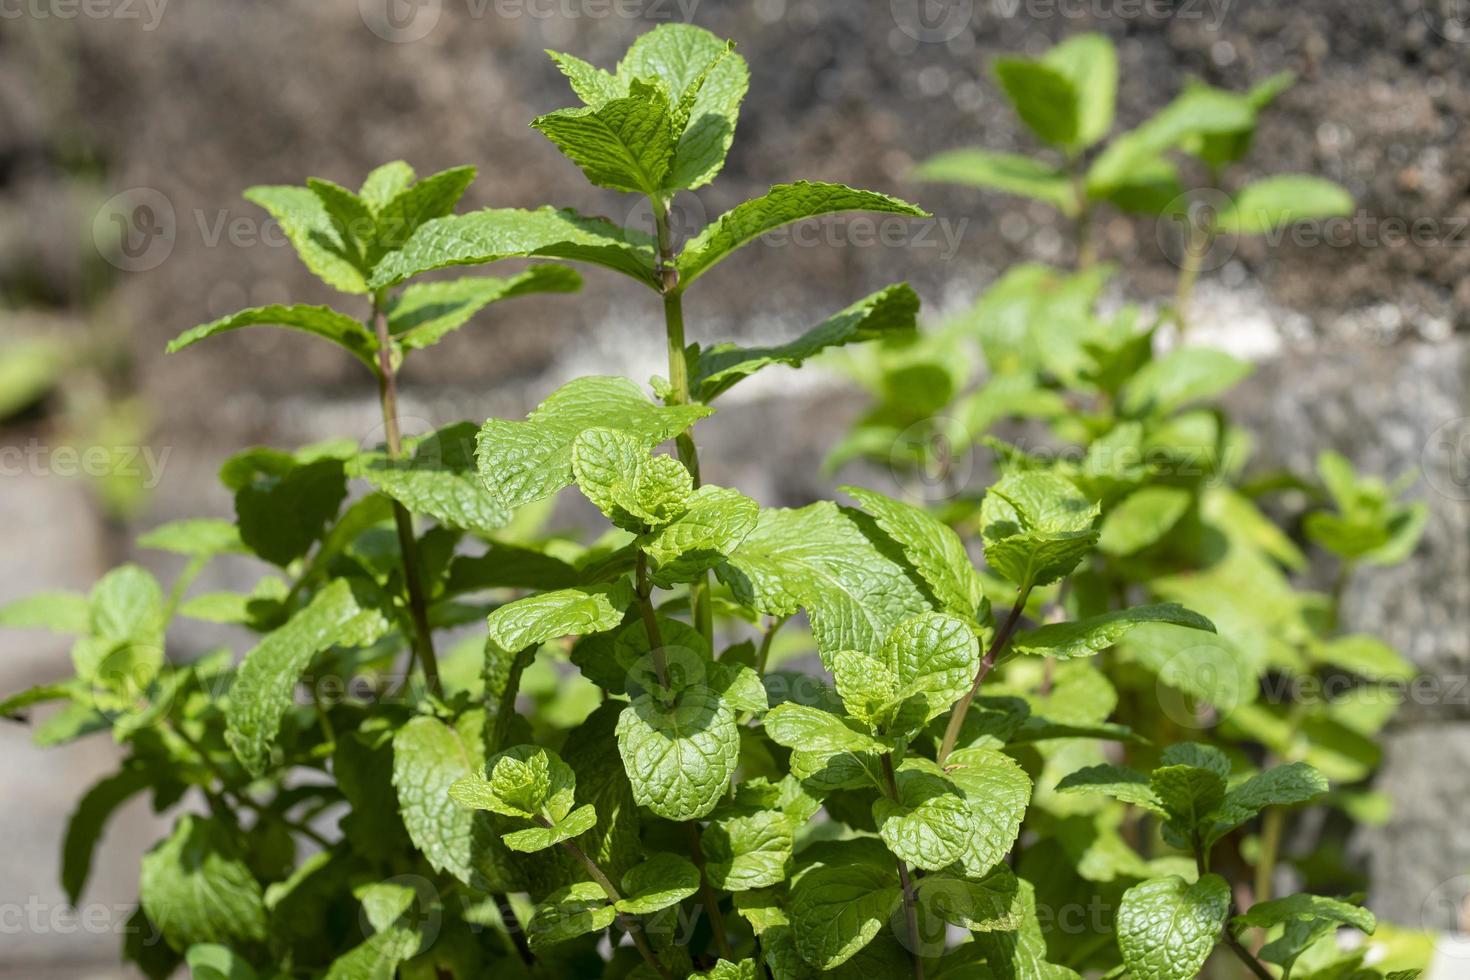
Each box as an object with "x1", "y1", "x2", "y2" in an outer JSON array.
[
  {"x1": 0, "y1": 24, "x2": 1432, "y2": 980},
  {"x1": 914, "y1": 33, "x2": 1354, "y2": 325}
]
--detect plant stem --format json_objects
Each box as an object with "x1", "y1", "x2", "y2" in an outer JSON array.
[
  {"x1": 881, "y1": 753, "x2": 925, "y2": 980},
  {"x1": 492, "y1": 891, "x2": 536, "y2": 967},
  {"x1": 634, "y1": 552, "x2": 672, "y2": 693},
  {"x1": 651, "y1": 198, "x2": 713, "y2": 645},
  {"x1": 556, "y1": 830, "x2": 670, "y2": 979},
  {"x1": 1253, "y1": 807, "x2": 1284, "y2": 904},
  {"x1": 684, "y1": 821, "x2": 734, "y2": 960},
  {"x1": 937, "y1": 590, "x2": 1031, "y2": 765},
  {"x1": 370, "y1": 297, "x2": 441, "y2": 694},
  {"x1": 1223, "y1": 924, "x2": 1274, "y2": 980},
  {"x1": 754, "y1": 615, "x2": 789, "y2": 676}
]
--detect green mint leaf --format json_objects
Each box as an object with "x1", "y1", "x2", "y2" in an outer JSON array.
[
  {"x1": 642, "y1": 485, "x2": 759, "y2": 587},
  {"x1": 959, "y1": 262, "x2": 1110, "y2": 379},
  {"x1": 873, "y1": 766, "x2": 976, "y2": 871},
  {"x1": 1232, "y1": 893, "x2": 1374, "y2": 975},
  {"x1": 63, "y1": 764, "x2": 152, "y2": 905},
  {"x1": 450, "y1": 743, "x2": 575, "y2": 818},
  {"x1": 369, "y1": 206, "x2": 658, "y2": 290},
  {"x1": 1162, "y1": 742, "x2": 1232, "y2": 776},
  {"x1": 548, "y1": 49, "x2": 622, "y2": 104},
  {"x1": 1010, "y1": 604, "x2": 1215, "y2": 662},
  {"x1": 1043, "y1": 33, "x2": 1117, "y2": 147},
  {"x1": 971, "y1": 877, "x2": 1081, "y2": 980},
  {"x1": 914, "y1": 149, "x2": 1079, "y2": 215},
  {"x1": 324, "y1": 926, "x2": 421, "y2": 979},
  {"x1": 358, "y1": 160, "x2": 417, "y2": 211},
  {"x1": 370, "y1": 164, "x2": 477, "y2": 258},
  {"x1": 1117, "y1": 874, "x2": 1230, "y2": 980},
  {"x1": 763, "y1": 702, "x2": 887, "y2": 757},
  {"x1": 787, "y1": 862, "x2": 902, "y2": 970},
  {"x1": 137, "y1": 519, "x2": 245, "y2": 558},
  {"x1": 243, "y1": 185, "x2": 368, "y2": 294},
  {"x1": 225, "y1": 579, "x2": 380, "y2": 775},
  {"x1": 501, "y1": 804, "x2": 597, "y2": 853},
  {"x1": 1204, "y1": 761, "x2": 1328, "y2": 845},
  {"x1": 353, "y1": 422, "x2": 510, "y2": 533},
  {"x1": 616, "y1": 24, "x2": 749, "y2": 190},
  {"x1": 1150, "y1": 764, "x2": 1227, "y2": 834},
  {"x1": 0, "y1": 591, "x2": 90, "y2": 633},
  {"x1": 531, "y1": 80, "x2": 675, "y2": 196},
  {"x1": 1056, "y1": 763, "x2": 1167, "y2": 815},
  {"x1": 617, "y1": 685, "x2": 740, "y2": 820},
  {"x1": 675, "y1": 182, "x2": 928, "y2": 290},
  {"x1": 616, "y1": 852, "x2": 702, "y2": 914},
  {"x1": 717, "y1": 502, "x2": 931, "y2": 663},
  {"x1": 1121, "y1": 622, "x2": 1258, "y2": 711},
  {"x1": 1215, "y1": 175, "x2": 1353, "y2": 235},
  {"x1": 1313, "y1": 634, "x2": 1416, "y2": 682},
  {"x1": 222, "y1": 449, "x2": 348, "y2": 567},
  {"x1": 572, "y1": 613, "x2": 707, "y2": 696},
  {"x1": 831, "y1": 649, "x2": 899, "y2": 730},
  {"x1": 388, "y1": 266, "x2": 583, "y2": 353},
  {"x1": 476, "y1": 376, "x2": 712, "y2": 514},
  {"x1": 138, "y1": 815, "x2": 267, "y2": 953},
  {"x1": 305, "y1": 177, "x2": 376, "y2": 272},
  {"x1": 392, "y1": 714, "x2": 522, "y2": 893},
  {"x1": 692, "y1": 960, "x2": 760, "y2": 980},
  {"x1": 1097, "y1": 485, "x2": 1193, "y2": 556},
  {"x1": 184, "y1": 944, "x2": 259, "y2": 980},
  {"x1": 993, "y1": 57, "x2": 1080, "y2": 147},
  {"x1": 705, "y1": 810, "x2": 794, "y2": 891},
  {"x1": 879, "y1": 612, "x2": 981, "y2": 724},
  {"x1": 981, "y1": 471, "x2": 1100, "y2": 590},
  {"x1": 943, "y1": 748, "x2": 1033, "y2": 877},
  {"x1": 0, "y1": 682, "x2": 77, "y2": 720},
  {"x1": 1120, "y1": 348, "x2": 1252, "y2": 417},
  {"x1": 88, "y1": 562, "x2": 164, "y2": 647},
  {"x1": 485, "y1": 580, "x2": 632, "y2": 653},
  {"x1": 527, "y1": 881, "x2": 616, "y2": 949},
  {"x1": 1087, "y1": 87, "x2": 1255, "y2": 193},
  {"x1": 916, "y1": 865, "x2": 1021, "y2": 933},
  {"x1": 692, "y1": 283, "x2": 919, "y2": 402},
  {"x1": 572, "y1": 427, "x2": 693, "y2": 531}
]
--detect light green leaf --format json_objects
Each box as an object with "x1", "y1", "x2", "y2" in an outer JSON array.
[
  {"x1": 501, "y1": 804, "x2": 597, "y2": 853},
  {"x1": 1044, "y1": 33, "x2": 1117, "y2": 146},
  {"x1": 88, "y1": 563, "x2": 164, "y2": 648},
  {"x1": 705, "y1": 810, "x2": 794, "y2": 891},
  {"x1": 616, "y1": 852, "x2": 701, "y2": 914},
  {"x1": 527, "y1": 881, "x2": 616, "y2": 949},
  {"x1": 1150, "y1": 764, "x2": 1227, "y2": 831},
  {"x1": 1232, "y1": 893, "x2": 1375, "y2": 975},
  {"x1": 1216, "y1": 175, "x2": 1353, "y2": 235},
  {"x1": 1087, "y1": 87, "x2": 1256, "y2": 193},
  {"x1": 450, "y1": 743, "x2": 575, "y2": 818},
  {"x1": 842, "y1": 485, "x2": 986, "y2": 624},
  {"x1": 138, "y1": 815, "x2": 267, "y2": 953},
  {"x1": 972, "y1": 877, "x2": 1081, "y2": 980},
  {"x1": 549, "y1": 50, "x2": 622, "y2": 104},
  {"x1": 369, "y1": 206, "x2": 658, "y2": 290},
  {"x1": 1056, "y1": 763, "x2": 1166, "y2": 815},
  {"x1": 324, "y1": 925, "x2": 420, "y2": 980},
  {"x1": 1205, "y1": 761, "x2": 1328, "y2": 844},
  {"x1": 617, "y1": 686, "x2": 740, "y2": 820},
  {"x1": 1121, "y1": 622, "x2": 1258, "y2": 711},
  {"x1": 1314, "y1": 634, "x2": 1415, "y2": 681},
  {"x1": 717, "y1": 501, "x2": 931, "y2": 662},
  {"x1": 353, "y1": 422, "x2": 511, "y2": 533},
  {"x1": 136, "y1": 519, "x2": 245, "y2": 558},
  {"x1": 642, "y1": 485, "x2": 759, "y2": 587},
  {"x1": 831, "y1": 649, "x2": 899, "y2": 730},
  {"x1": 616, "y1": 24, "x2": 749, "y2": 190},
  {"x1": 185, "y1": 944, "x2": 259, "y2": 980},
  {"x1": 1097, "y1": 486, "x2": 1193, "y2": 556},
  {"x1": 873, "y1": 767, "x2": 976, "y2": 871},
  {"x1": 993, "y1": 57, "x2": 1079, "y2": 146},
  {"x1": 981, "y1": 471, "x2": 1100, "y2": 590},
  {"x1": 63, "y1": 765, "x2": 153, "y2": 905},
  {"x1": 916, "y1": 865, "x2": 1020, "y2": 933},
  {"x1": 1161, "y1": 742, "x2": 1232, "y2": 777},
  {"x1": 692, "y1": 284, "x2": 920, "y2": 401},
  {"x1": 370, "y1": 164, "x2": 478, "y2": 257},
  {"x1": 763, "y1": 702, "x2": 887, "y2": 756},
  {"x1": 943, "y1": 748, "x2": 1033, "y2": 877},
  {"x1": 485, "y1": 580, "x2": 632, "y2": 653},
  {"x1": 244, "y1": 185, "x2": 368, "y2": 294},
  {"x1": 572, "y1": 427, "x2": 692, "y2": 531},
  {"x1": 531, "y1": 80, "x2": 675, "y2": 196},
  {"x1": 476, "y1": 376, "x2": 711, "y2": 514},
  {"x1": 222, "y1": 449, "x2": 349, "y2": 567},
  {"x1": 359, "y1": 160, "x2": 417, "y2": 211},
  {"x1": 225, "y1": 579, "x2": 378, "y2": 775},
  {"x1": 877, "y1": 612, "x2": 980, "y2": 724},
  {"x1": 1121, "y1": 348, "x2": 1253, "y2": 417},
  {"x1": 0, "y1": 591, "x2": 90, "y2": 633},
  {"x1": 1010, "y1": 604, "x2": 1215, "y2": 661},
  {"x1": 913, "y1": 149, "x2": 1078, "y2": 214},
  {"x1": 787, "y1": 862, "x2": 902, "y2": 970},
  {"x1": 693, "y1": 960, "x2": 760, "y2": 980},
  {"x1": 675, "y1": 182, "x2": 927, "y2": 290},
  {"x1": 387, "y1": 266, "x2": 583, "y2": 352},
  {"x1": 1117, "y1": 874, "x2": 1230, "y2": 980},
  {"x1": 392, "y1": 714, "x2": 521, "y2": 893}
]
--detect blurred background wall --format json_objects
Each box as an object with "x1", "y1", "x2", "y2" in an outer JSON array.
[{"x1": 1, "y1": 0, "x2": 1467, "y2": 973}]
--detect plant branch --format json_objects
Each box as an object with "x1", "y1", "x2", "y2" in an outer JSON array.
[
  {"x1": 1223, "y1": 924, "x2": 1274, "y2": 980},
  {"x1": 684, "y1": 820, "x2": 734, "y2": 960},
  {"x1": 492, "y1": 891, "x2": 536, "y2": 967},
  {"x1": 881, "y1": 753, "x2": 925, "y2": 980},
  {"x1": 554, "y1": 828, "x2": 670, "y2": 980},
  {"x1": 370, "y1": 296, "x2": 440, "y2": 695},
  {"x1": 937, "y1": 590, "x2": 1031, "y2": 765},
  {"x1": 634, "y1": 551, "x2": 672, "y2": 694},
  {"x1": 753, "y1": 615, "x2": 789, "y2": 676}
]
